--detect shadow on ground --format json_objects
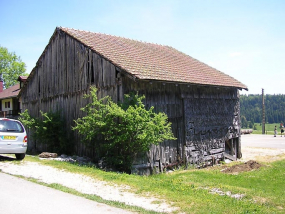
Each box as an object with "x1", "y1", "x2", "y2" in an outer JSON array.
[{"x1": 0, "y1": 155, "x2": 18, "y2": 161}]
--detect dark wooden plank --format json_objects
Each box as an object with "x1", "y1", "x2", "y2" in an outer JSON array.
[{"x1": 224, "y1": 152, "x2": 237, "y2": 161}]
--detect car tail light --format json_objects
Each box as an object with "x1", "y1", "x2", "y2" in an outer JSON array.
[{"x1": 23, "y1": 136, "x2": 27, "y2": 143}]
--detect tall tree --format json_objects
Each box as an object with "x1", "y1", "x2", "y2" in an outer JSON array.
[{"x1": 0, "y1": 46, "x2": 28, "y2": 88}]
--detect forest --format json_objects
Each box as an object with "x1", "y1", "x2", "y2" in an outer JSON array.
[{"x1": 240, "y1": 94, "x2": 285, "y2": 128}]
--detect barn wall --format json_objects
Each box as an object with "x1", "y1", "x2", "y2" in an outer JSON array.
[
  {"x1": 20, "y1": 31, "x2": 118, "y2": 155},
  {"x1": 122, "y1": 79, "x2": 241, "y2": 174},
  {"x1": 20, "y1": 29, "x2": 241, "y2": 174},
  {"x1": 181, "y1": 85, "x2": 241, "y2": 166}
]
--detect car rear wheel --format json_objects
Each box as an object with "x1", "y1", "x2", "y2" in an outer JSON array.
[{"x1": 15, "y1": 153, "x2": 25, "y2": 160}]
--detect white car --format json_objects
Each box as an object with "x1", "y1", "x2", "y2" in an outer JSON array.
[{"x1": 0, "y1": 118, "x2": 27, "y2": 160}]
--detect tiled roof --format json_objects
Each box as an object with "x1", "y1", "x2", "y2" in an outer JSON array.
[
  {"x1": 0, "y1": 84, "x2": 20, "y2": 99},
  {"x1": 17, "y1": 76, "x2": 28, "y2": 81},
  {"x1": 60, "y1": 27, "x2": 247, "y2": 89}
]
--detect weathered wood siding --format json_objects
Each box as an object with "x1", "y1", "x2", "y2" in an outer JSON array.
[
  {"x1": 20, "y1": 31, "x2": 118, "y2": 155},
  {"x1": 122, "y1": 79, "x2": 241, "y2": 174},
  {"x1": 181, "y1": 86, "x2": 241, "y2": 166}
]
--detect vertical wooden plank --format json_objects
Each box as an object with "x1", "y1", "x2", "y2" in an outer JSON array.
[
  {"x1": 74, "y1": 42, "x2": 79, "y2": 93},
  {"x1": 47, "y1": 46, "x2": 50, "y2": 99},
  {"x1": 52, "y1": 34, "x2": 57, "y2": 97},
  {"x1": 92, "y1": 53, "x2": 98, "y2": 87},
  {"x1": 59, "y1": 33, "x2": 65, "y2": 95},
  {"x1": 82, "y1": 47, "x2": 88, "y2": 91},
  {"x1": 67, "y1": 36, "x2": 72, "y2": 94},
  {"x1": 65, "y1": 34, "x2": 69, "y2": 94},
  {"x1": 96, "y1": 55, "x2": 103, "y2": 89},
  {"x1": 69, "y1": 36, "x2": 75, "y2": 93},
  {"x1": 102, "y1": 58, "x2": 108, "y2": 88}
]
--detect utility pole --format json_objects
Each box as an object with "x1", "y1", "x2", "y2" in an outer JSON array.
[{"x1": 262, "y1": 88, "x2": 265, "y2": 134}]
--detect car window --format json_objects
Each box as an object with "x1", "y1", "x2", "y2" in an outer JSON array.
[{"x1": 0, "y1": 120, "x2": 24, "y2": 132}]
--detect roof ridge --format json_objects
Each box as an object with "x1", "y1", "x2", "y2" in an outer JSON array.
[{"x1": 59, "y1": 26, "x2": 168, "y2": 48}]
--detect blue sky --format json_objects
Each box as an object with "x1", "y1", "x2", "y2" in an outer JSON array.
[{"x1": 0, "y1": 0, "x2": 284, "y2": 95}]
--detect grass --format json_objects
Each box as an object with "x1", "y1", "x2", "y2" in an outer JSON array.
[
  {"x1": 15, "y1": 155, "x2": 285, "y2": 214},
  {"x1": 244, "y1": 123, "x2": 283, "y2": 135}
]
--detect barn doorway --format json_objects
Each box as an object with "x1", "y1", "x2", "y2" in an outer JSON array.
[{"x1": 224, "y1": 137, "x2": 240, "y2": 161}]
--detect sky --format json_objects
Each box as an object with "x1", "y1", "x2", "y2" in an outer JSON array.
[{"x1": 0, "y1": 0, "x2": 284, "y2": 95}]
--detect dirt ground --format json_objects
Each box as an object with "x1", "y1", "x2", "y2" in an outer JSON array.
[
  {"x1": 222, "y1": 160, "x2": 264, "y2": 174},
  {"x1": 222, "y1": 145, "x2": 285, "y2": 174}
]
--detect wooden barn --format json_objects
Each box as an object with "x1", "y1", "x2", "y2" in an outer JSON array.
[{"x1": 19, "y1": 27, "x2": 248, "y2": 174}]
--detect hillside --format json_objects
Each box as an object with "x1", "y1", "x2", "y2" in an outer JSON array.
[{"x1": 240, "y1": 94, "x2": 285, "y2": 128}]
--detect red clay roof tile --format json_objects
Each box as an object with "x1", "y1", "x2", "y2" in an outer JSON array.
[
  {"x1": 0, "y1": 84, "x2": 20, "y2": 99},
  {"x1": 60, "y1": 27, "x2": 247, "y2": 90}
]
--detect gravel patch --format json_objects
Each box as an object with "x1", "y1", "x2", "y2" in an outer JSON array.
[{"x1": 240, "y1": 147, "x2": 285, "y2": 162}]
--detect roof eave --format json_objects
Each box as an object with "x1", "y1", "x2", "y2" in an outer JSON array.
[
  {"x1": 0, "y1": 95, "x2": 18, "y2": 100},
  {"x1": 133, "y1": 77, "x2": 248, "y2": 90}
]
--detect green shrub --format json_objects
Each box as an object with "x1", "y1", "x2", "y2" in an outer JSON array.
[
  {"x1": 19, "y1": 109, "x2": 72, "y2": 154},
  {"x1": 73, "y1": 86, "x2": 176, "y2": 173}
]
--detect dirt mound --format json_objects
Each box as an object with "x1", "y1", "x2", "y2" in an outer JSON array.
[{"x1": 222, "y1": 160, "x2": 263, "y2": 174}]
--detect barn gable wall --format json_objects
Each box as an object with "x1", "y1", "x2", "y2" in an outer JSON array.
[{"x1": 20, "y1": 32, "x2": 118, "y2": 155}]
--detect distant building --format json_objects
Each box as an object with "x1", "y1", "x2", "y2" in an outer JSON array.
[{"x1": 0, "y1": 76, "x2": 27, "y2": 119}]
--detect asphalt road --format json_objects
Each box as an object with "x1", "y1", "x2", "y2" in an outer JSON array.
[
  {"x1": 0, "y1": 172, "x2": 133, "y2": 214},
  {"x1": 241, "y1": 134, "x2": 285, "y2": 149}
]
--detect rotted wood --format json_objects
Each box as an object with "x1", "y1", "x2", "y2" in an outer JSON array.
[
  {"x1": 223, "y1": 152, "x2": 237, "y2": 161},
  {"x1": 183, "y1": 87, "x2": 241, "y2": 165}
]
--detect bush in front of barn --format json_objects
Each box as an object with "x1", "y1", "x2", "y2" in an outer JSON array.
[
  {"x1": 19, "y1": 109, "x2": 72, "y2": 154},
  {"x1": 73, "y1": 86, "x2": 176, "y2": 173}
]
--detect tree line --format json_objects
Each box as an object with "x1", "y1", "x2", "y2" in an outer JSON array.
[{"x1": 240, "y1": 94, "x2": 285, "y2": 128}]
